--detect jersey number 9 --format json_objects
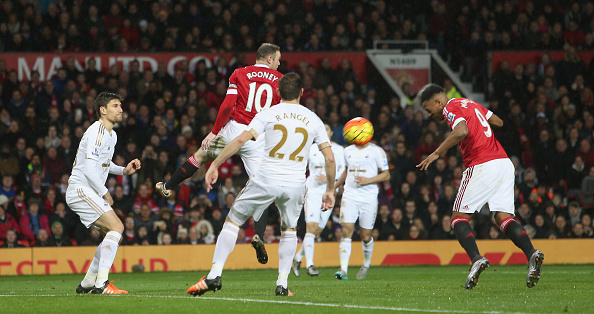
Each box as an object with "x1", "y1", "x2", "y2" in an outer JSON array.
[{"x1": 474, "y1": 108, "x2": 492, "y2": 138}]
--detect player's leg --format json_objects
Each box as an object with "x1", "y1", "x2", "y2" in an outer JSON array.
[
  {"x1": 489, "y1": 158, "x2": 544, "y2": 287},
  {"x1": 274, "y1": 185, "x2": 304, "y2": 296},
  {"x1": 91, "y1": 210, "x2": 127, "y2": 294},
  {"x1": 336, "y1": 197, "x2": 357, "y2": 280},
  {"x1": 188, "y1": 179, "x2": 271, "y2": 296},
  {"x1": 238, "y1": 133, "x2": 269, "y2": 264},
  {"x1": 156, "y1": 147, "x2": 211, "y2": 197},
  {"x1": 357, "y1": 201, "x2": 377, "y2": 280},
  {"x1": 337, "y1": 222, "x2": 354, "y2": 280},
  {"x1": 67, "y1": 188, "x2": 126, "y2": 295}
]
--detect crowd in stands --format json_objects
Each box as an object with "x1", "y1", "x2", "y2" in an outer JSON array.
[{"x1": 2, "y1": 0, "x2": 594, "y2": 248}]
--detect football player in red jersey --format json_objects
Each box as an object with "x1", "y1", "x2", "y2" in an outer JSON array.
[
  {"x1": 156, "y1": 43, "x2": 282, "y2": 264},
  {"x1": 417, "y1": 84, "x2": 544, "y2": 290}
]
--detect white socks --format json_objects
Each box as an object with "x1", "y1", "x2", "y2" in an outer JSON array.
[
  {"x1": 303, "y1": 232, "x2": 315, "y2": 267},
  {"x1": 294, "y1": 244, "x2": 305, "y2": 263},
  {"x1": 362, "y1": 237, "x2": 374, "y2": 268},
  {"x1": 81, "y1": 245, "x2": 101, "y2": 288},
  {"x1": 339, "y1": 238, "x2": 352, "y2": 273},
  {"x1": 207, "y1": 222, "x2": 239, "y2": 279},
  {"x1": 277, "y1": 231, "x2": 297, "y2": 289},
  {"x1": 96, "y1": 231, "x2": 122, "y2": 288}
]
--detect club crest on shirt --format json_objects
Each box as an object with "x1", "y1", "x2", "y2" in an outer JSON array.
[{"x1": 446, "y1": 112, "x2": 455, "y2": 123}]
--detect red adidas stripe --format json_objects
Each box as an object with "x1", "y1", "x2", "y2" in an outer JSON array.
[{"x1": 454, "y1": 166, "x2": 473, "y2": 212}]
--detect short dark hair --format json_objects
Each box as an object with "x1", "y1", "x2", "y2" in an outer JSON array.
[
  {"x1": 278, "y1": 73, "x2": 303, "y2": 101},
  {"x1": 418, "y1": 83, "x2": 445, "y2": 104},
  {"x1": 94, "y1": 92, "x2": 123, "y2": 119},
  {"x1": 256, "y1": 43, "x2": 280, "y2": 61}
]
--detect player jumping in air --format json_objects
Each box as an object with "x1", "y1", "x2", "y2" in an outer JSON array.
[
  {"x1": 155, "y1": 43, "x2": 283, "y2": 264},
  {"x1": 67, "y1": 92, "x2": 141, "y2": 294},
  {"x1": 186, "y1": 73, "x2": 335, "y2": 297},
  {"x1": 417, "y1": 84, "x2": 544, "y2": 289},
  {"x1": 293, "y1": 122, "x2": 346, "y2": 277}
]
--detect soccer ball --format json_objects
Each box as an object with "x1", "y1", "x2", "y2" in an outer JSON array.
[{"x1": 343, "y1": 117, "x2": 374, "y2": 145}]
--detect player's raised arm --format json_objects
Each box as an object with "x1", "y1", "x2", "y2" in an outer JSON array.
[
  {"x1": 417, "y1": 121, "x2": 468, "y2": 171},
  {"x1": 487, "y1": 112, "x2": 504, "y2": 128}
]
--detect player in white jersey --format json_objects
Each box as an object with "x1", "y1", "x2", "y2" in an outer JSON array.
[
  {"x1": 334, "y1": 141, "x2": 390, "y2": 280},
  {"x1": 187, "y1": 73, "x2": 336, "y2": 297},
  {"x1": 67, "y1": 92, "x2": 141, "y2": 295},
  {"x1": 292, "y1": 123, "x2": 345, "y2": 277}
]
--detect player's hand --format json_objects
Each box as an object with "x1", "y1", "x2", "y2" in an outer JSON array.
[
  {"x1": 201, "y1": 132, "x2": 216, "y2": 151},
  {"x1": 315, "y1": 174, "x2": 326, "y2": 184},
  {"x1": 416, "y1": 152, "x2": 439, "y2": 171},
  {"x1": 103, "y1": 191, "x2": 114, "y2": 206},
  {"x1": 123, "y1": 158, "x2": 141, "y2": 175},
  {"x1": 204, "y1": 165, "x2": 219, "y2": 192},
  {"x1": 321, "y1": 191, "x2": 335, "y2": 211},
  {"x1": 355, "y1": 176, "x2": 370, "y2": 186}
]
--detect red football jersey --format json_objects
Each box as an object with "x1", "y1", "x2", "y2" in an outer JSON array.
[
  {"x1": 228, "y1": 64, "x2": 283, "y2": 125},
  {"x1": 442, "y1": 98, "x2": 508, "y2": 168}
]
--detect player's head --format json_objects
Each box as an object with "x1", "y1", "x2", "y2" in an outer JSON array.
[
  {"x1": 277, "y1": 72, "x2": 303, "y2": 102},
  {"x1": 418, "y1": 83, "x2": 446, "y2": 121},
  {"x1": 95, "y1": 92, "x2": 124, "y2": 122},
  {"x1": 256, "y1": 43, "x2": 281, "y2": 70}
]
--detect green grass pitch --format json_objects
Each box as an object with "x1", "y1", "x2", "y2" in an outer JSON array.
[{"x1": 0, "y1": 265, "x2": 593, "y2": 313}]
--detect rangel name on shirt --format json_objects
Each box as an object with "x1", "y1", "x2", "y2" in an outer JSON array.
[{"x1": 275, "y1": 112, "x2": 311, "y2": 126}]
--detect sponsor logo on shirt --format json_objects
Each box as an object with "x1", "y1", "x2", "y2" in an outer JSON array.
[{"x1": 92, "y1": 146, "x2": 100, "y2": 157}]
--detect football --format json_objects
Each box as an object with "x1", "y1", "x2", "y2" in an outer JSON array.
[{"x1": 343, "y1": 117, "x2": 374, "y2": 145}]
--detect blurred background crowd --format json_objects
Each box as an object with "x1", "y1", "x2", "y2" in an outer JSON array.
[{"x1": 1, "y1": 0, "x2": 594, "y2": 249}]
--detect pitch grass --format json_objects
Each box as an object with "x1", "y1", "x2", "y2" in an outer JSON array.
[{"x1": 0, "y1": 265, "x2": 593, "y2": 313}]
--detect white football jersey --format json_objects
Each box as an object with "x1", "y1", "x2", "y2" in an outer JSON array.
[
  {"x1": 68, "y1": 121, "x2": 117, "y2": 196},
  {"x1": 343, "y1": 143, "x2": 389, "y2": 199},
  {"x1": 306, "y1": 142, "x2": 345, "y2": 193},
  {"x1": 248, "y1": 102, "x2": 329, "y2": 187}
]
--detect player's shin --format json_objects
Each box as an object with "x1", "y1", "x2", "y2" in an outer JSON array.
[
  {"x1": 339, "y1": 238, "x2": 352, "y2": 273},
  {"x1": 208, "y1": 222, "x2": 240, "y2": 279},
  {"x1": 303, "y1": 232, "x2": 315, "y2": 267},
  {"x1": 96, "y1": 231, "x2": 122, "y2": 288},
  {"x1": 452, "y1": 217, "x2": 481, "y2": 262},
  {"x1": 81, "y1": 245, "x2": 101, "y2": 288},
  {"x1": 499, "y1": 217, "x2": 536, "y2": 260},
  {"x1": 362, "y1": 237, "x2": 374, "y2": 268},
  {"x1": 277, "y1": 231, "x2": 297, "y2": 289},
  {"x1": 165, "y1": 155, "x2": 201, "y2": 190},
  {"x1": 294, "y1": 244, "x2": 305, "y2": 263}
]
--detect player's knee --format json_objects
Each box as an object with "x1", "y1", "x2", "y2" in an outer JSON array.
[
  {"x1": 109, "y1": 220, "x2": 124, "y2": 234},
  {"x1": 361, "y1": 234, "x2": 372, "y2": 242}
]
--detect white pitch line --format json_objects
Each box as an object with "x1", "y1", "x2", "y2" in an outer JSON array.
[{"x1": 0, "y1": 294, "x2": 513, "y2": 313}]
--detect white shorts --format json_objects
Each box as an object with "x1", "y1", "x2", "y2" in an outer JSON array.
[
  {"x1": 454, "y1": 158, "x2": 514, "y2": 215},
  {"x1": 207, "y1": 120, "x2": 265, "y2": 177},
  {"x1": 339, "y1": 196, "x2": 378, "y2": 230},
  {"x1": 66, "y1": 186, "x2": 113, "y2": 228},
  {"x1": 304, "y1": 190, "x2": 333, "y2": 229},
  {"x1": 228, "y1": 178, "x2": 305, "y2": 229}
]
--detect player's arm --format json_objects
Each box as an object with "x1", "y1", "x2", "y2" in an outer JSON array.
[
  {"x1": 111, "y1": 159, "x2": 142, "y2": 175},
  {"x1": 335, "y1": 166, "x2": 348, "y2": 189},
  {"x1": 417, "y1": 121, "x2": 468, "y2": 171},
  {"x1": 204, "y1": 130, "x2": 254, "y2": 191},
  {"x1": 356, "y1": 169, "x2": 390, "y2": 186},
  {"x1": 487, "y1": 112, "x2": 503, "y2": 128},
  {"x1": 319, "y1": 142, "x2": 336, "y2": 210},
  {"x1": 319, "y1": 143, "x2": 336, "y2": 191}
]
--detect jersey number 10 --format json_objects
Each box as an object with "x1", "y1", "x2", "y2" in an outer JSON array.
[
  {"x1": 474, "y1": 108, "x2": 492, "y2": 138},
  {"x1": 245, "y1": 82, "x2": 273, "y2": 113}
]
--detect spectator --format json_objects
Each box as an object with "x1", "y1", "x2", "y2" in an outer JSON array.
[
  {"x1": 196, "y1": 220, "x2": 215, "y2": 244},
  {"x1": 429, "y1": 215, "x2": 456, "y2": 240},
  {"x1": 581, "y1": 166, "x2": 594, "y2": 207},
  {"x1": 0, "y1": 229, "x2": 24, "y2": 248},
  {"x1": 19, "y1": 200, "x2": 50, "y2": 242},
  {"x1": 50, "y1": 221, "x2": 71, "y2": 247},
  {"x1": 0, "y1": 195, "x2": 20, "y2": 240}
]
